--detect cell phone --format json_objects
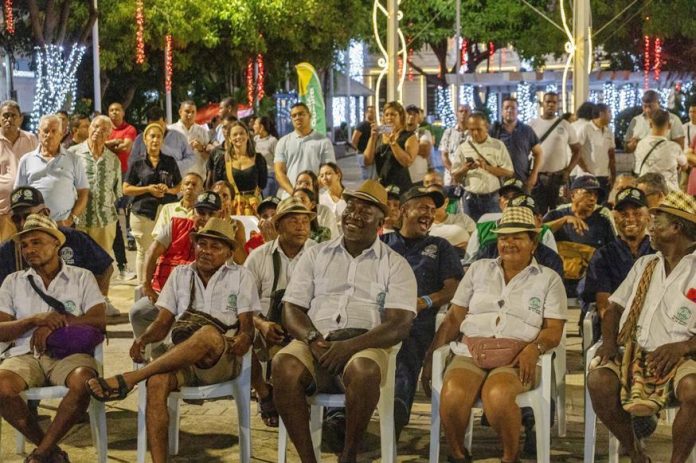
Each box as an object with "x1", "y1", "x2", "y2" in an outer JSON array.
[
  {"x1": 465, "y1": 157, "x2": 475, "y2": 164},
  {"x1": 377, "y1": 125, "x2": 393, "y2": 134}
]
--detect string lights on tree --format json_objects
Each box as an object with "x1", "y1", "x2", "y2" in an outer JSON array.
[
  {"x1": 4, "y1": 0, "x2": 14, "y2": 35},
  {"x1": 486, "y1": 93, "x2": 498, "y2": 122},
  {"x1": 246, "y1": 57, "x2": 254, "y2": 106},
  {"x1": 654, "y1": 37, "x2": 662, "y2": 82},
  {"x1": 435, "y1": 86, "x2": 455, "y2": 127},
  {"x1": 135, "y1": 0, "x2": 145, "y2": 65},
  {"x1": 516, "y1": 82, "x2": 536, "y2": 123},
  {"x1": 460, "y1": 38, "x2": 469, "y2": 71},
  {"x1": 30, "y1": 44, "x2": 86, "y2": 130},
  {"x1": 643, "y1": 35, "x2": 651, "y2": 89},
  {"x1": 407, "y1": 48, "x2": 414, "y2": 81},
  {"x1": 164, "y1": 34, "x2": 173, "y2": 93},
  {"x1": 459, "y1": 84, "x2": 474, "y2": 107},
  {"x1": 256, "y1": 54, "x2": 265, "y2": 101}
]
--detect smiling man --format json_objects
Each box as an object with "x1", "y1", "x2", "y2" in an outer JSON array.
[
  {"x1": 272, "y1": 179, "x2": 416, "y2": 463},
  {"x1": 381, "y1": 186, "x2": 463, "y2": 438}
]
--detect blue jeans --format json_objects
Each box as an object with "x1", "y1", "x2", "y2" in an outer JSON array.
[
  {"x1": 263, "y1": 173, "x2": 278, "y2": 198},
  {"x1": 461, "y1": 191, "x2": 500, "y2": 222}
]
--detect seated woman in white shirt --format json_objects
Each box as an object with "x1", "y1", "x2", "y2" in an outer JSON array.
[
  {"x1": 318, "y1": 162, "x2": 346, "y2": 233},
  {"x1": 294, "y1": 170, "x2": 339, "y2": 238},
  {"x1": 422, "y1": 206, "x2": 567, "y2": 463}
]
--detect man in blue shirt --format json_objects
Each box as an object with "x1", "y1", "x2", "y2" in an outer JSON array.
[
  {"x1": 490, "y1": 96, "x2": 543, "y2": 191},
  {"x1": 382, "y1": 186, "x2": 463, "y2": 438},
  {"x1": 0, "y1": 187, "x2": 115, "y2": 310},
  {"x1": 544, "y1": 175, "x2": 616, "y2": 296},
  {"x1": 129, "y1": 106, "x2": 196, "y2": 176},
  {"x1": 582, "y1": 187, "x2": 653, "y2": 341}
]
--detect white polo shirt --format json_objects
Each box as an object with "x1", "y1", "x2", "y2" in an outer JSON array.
[
  {"x1": 244, "y1": 238, "x2": 316, "y2": 316},
  {"x1": 452, "y1": 137, "x2": 513, "y2": 194},
  {"x1": 626, "y1": 112, "x2": 685, "y2": 143},
  {"x1": 168, "y1": 120, "x2": 210, "y2": 179},
  {"x1": 580, "y1": 121, "x2": 615, "y2": 177},
  {"x1": 633, "y1": 135, "x2": 687, "y2": 190},
  {"x1": 450, "y1": 258, "x2": 567, "y2": 356},
  {"x1": 283, "y1": 236, "x2": 417, "y2": 337},
  {"x1": 611, "y1": 252, "x2": 696, "y2": 352},
  {"x1": 157, "y1": 262, "x2": 260, "y2": 335},
  {"x1": 530, "y1": 117, "x2": 579, "y2": 173},
  {"x1": 0, "y1": 264, "x2": 105, "y2": 359}
]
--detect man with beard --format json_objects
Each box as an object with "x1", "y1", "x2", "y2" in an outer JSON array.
[
  {"x1": 382, "y1": 186, "x2": 463, "y2": 438},
  {"x1": 272, "y1": 179, "x2": 416, "y2": 463}
]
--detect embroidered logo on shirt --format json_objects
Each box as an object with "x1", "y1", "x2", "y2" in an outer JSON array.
[
  {"x1": 674, "y1": 306, "x2": 692, "y2": 326},
  {"x1": 225, "y1": 294, "x2": 238, "y2": 314},
  {"x1": 63, "y1": 300, "x2": 78, "y2": 315},
  {"x1": 421, "y1": 244, "x2": 438, "y2": 259},
  {"x1": 59, "y1": 247, "x2": 75, "y2": 264},
  {"x1": 528, "y1": 297, "x2": 542, "y2": 314}
]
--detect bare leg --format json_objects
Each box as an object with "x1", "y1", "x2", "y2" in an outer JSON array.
[
  {"x1": 0, "y1": 371, "x2": 44, "y2": 446},
  {"x1": 587, "y1": 368, "x2": 648, "y2": 463},
  {"x1": 440, "y1": 369, "x2": 484, "y2": 459},
  {"x1": 340, "y1": 358, "x2": 382, "y2": 463},
  {"x1": 87, "y1": 325, "x2": 225, "y2": 396},
  {"x1": 145, "y1": 372, "x2": 178, "y2": 463},
  {"x1": 35, "y1": 367, "x2": 96, "y2": 455},
  {"x1": 672, "y1": 375, "x2": 696, "y2": 463},
  {"x1": 251, "y1": 351, "x2": 271, "y2": 399},
  {"x1": 272, "y1": 353, "x2": 315, "y2": 463},
  {"x1": 480, "y1": 372, "x2": 525, "y2": 461}
]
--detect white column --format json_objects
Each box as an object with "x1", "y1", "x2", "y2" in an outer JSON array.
[
  {"x1": 573, "y1": 0, "x2": 591, "y2": 111},
  {"x1": 386, "y1": 0, "x2": 398, "y2": 102},
  {"x1": 454, "y1": 0, "x2": 461, "y2": 108},
  {"x1": 92, "y1": 0, "x2": 101, "y2": 113}
]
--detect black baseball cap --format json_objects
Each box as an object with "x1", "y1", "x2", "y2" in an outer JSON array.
[
  {"x1": 615, "y1": 187, "x2": 648, "y2": 210},
  {"x1": 571, "y1": 175, "x2": 602, "y2": 191},
  {"x1": 194, "y1": 191, "x2": 222, "y2": 212},
  {"x1": 10, "y1": 187, "x2": 45, "y2": 210},
  {"x1": 400, "y1": 186, "x2": 445, "y2": 209},
  {"x1": 257, "y1": 196, "x2": 281, "y2": 215},
  {"x1": 508, "y1": 194, "x2": 539, "y2": 215},
  {"x1": 385, "y1": 185, "x2": 401, "y2": 200},
  {"x1": 498, "y1": 178, "x2": 525, "y2": 196}
]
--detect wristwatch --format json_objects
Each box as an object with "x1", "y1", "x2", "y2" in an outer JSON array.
[
  {"x1": 535, "y1": 341, "x2": 546, "y2": 355},
  {"x1": 70, "y1": 214, "x2": 80, "y2": 226},
  {"x1": 305, "y1": 329, "x2": 321, "y2": 345}
]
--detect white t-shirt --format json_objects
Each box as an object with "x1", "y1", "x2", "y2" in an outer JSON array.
[
  {"x1": 633, "y1": 135, "x2": 687, "y2": 190},
  {"x1": 570, "y1": 119, "x2": 590, "y2": 176},
  {"x1": 452, "y1": 137, "x2": 513, "y2": 194},
  {"x1": 580, "y1": 121, "x2": 615, "y2": 177},
  {"x1": 529, "y1": 117, "x2": 578, "y2": 173}
]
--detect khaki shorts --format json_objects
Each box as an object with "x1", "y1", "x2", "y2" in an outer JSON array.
[
  {"x1": 174, "y1": 338, "x2": 242, "y2": 388},
  {"x1": 0, "y1": 353, "x2": 98, "y2": 388},
  {"x1": 276, "y1": 339, "x2": 390, "y2": 392},
  {"x1": 590, "y1": 357, "x2": 696, "y2": 397},
  {"x1": 444, "y1": 354, "x2": 540, "y2": 392}
]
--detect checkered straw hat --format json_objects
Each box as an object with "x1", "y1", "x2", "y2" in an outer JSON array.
[
  {"x1": 12, "y1": 213, "x2": 66, "y2": 246},
  {"x1": 650, "y1": 190, "x2": 696, "y2": 224},
  {"x1": 492, "y1": 206, "x2": 541, "y2": 234}
]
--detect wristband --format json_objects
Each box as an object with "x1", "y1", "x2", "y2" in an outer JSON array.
[{"x1": 421, "y1": 295, "x2": 433, "y2": 309}]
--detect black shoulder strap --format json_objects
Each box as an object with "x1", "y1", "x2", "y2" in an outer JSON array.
[
  {"x1": 637, "y1": 139, "x2": 666, "y2": 174},
  {"x1": 27, "y1": 275, "x2": 67, "y2": 315},
  {"x1": 493, "y1": 121, "x2": 502, "y2": 139},
  {"x1": 271, "y1": 241, "x2": 282, "y2": 293},
  {"x1": 538, "y1": 117, "x2": 565, "y2": 145}
]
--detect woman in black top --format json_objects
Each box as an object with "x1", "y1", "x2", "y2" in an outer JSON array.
[
  {"x1": 206, "y1": 121, "x2": 267, "y2": 215},
  {"x1": 363, "y1": 101, "x2": 418, "y2": 193},
  {"x1": 123, "y1": 123, "x2": 181, "y2": 283}
]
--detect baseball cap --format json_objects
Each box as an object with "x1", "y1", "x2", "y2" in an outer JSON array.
[
  {"x1": 508, "y1": 194, "x2": 539, "y2": 215},
  {"x1": 400, "y1": 186, "x2": 445, "y2": 209},
  {"x1": 257, "y1": 196, "x2": 281, "y2": 215},
  {"x1": 10, "y1": 187, "x2": 45, "y2": 210},
  {"x1": 614, "y1": 187, "x2": 647, "y2": 211},
  {"x1": 570, "y1": 175, "x2": 602, "y2": 191},
  {"x1": 385, "y1": 185, "x2": 401, "y2": 200},
  {"x1": 498, "y1": 178, "x2": 525, "y2": 196},
  {"x1": 194, "y1": 191, "x2": 222, "y2": 212}
]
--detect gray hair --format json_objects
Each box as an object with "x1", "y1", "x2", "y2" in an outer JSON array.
[
  {"x1": 0, "y1": 100, "x2": 21, "y2": 114},
  {"x1": 90, "y1": 115, "x2": 113, "y2": 130},
  {"x1": 636, "y1": 173, "x2": 669, "y2": 195},
  {"x1": 39, "y1": 114, "x2": 62, "y2": 128}
]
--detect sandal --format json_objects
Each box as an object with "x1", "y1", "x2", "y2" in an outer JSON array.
[
  {"x1": 51, "y1": 447, "x2": 71, "y2": 463},
  {"x1": 258, "y1": 387, "x2": 279, "y2": 428},
  {"x1": 86, "y1": 374, "x2": 131, "y2": 402},
  {"x1": 23, "y1": 449, "x2": 50, "y2": 463},
  {"x1": 447, "y1": 450, "x2": 472, "y2": 463}
]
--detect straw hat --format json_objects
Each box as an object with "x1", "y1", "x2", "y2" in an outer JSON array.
[
  {"x1": 650, "y1": 190, "x2": 696, "y2": 224},
  {"x1": 190, "y1": 217, "x2": 238, "y2": 249},
  {"x1": 342, "y1": 179, "x2": 390, "y2": 215},
  {"x1": 492, "y1": 206, "x2": 541, "y2": 235},
  {"x1": 272, "y1": 197, "x2": 316, "y2": 224},
  {"x1": 12, "y1": 213, "x2": 65, "y2": 246}
]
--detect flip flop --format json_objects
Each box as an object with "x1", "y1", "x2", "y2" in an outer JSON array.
[
  {"x1": 87, "y1": 374, "x2": 130, "y2": 402},
  {"x1": 23, "y1": 449, "x2": 50, "y2": 463},
  {"x1": 258, "y1": 387, "x2": 279, "y2": 428}
]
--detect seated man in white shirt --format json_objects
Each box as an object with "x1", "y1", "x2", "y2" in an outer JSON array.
[
  {"x1": 588, "y1": 190, "x2": 696, "y2": 463},
  {"x1": 87, "y1": 218, "x2": 257, "y2": 463},
  {"x1": 272, "y1": 180, "x2": 417, "y2": 463},
  {"x1": 0, "y1": 214, "x2": 106, "y2": 463},
  {"x1": 633, "y1": 108, "x2": 687, "y2": 191},
  {"x1": 245, "y1": 197, "x2": 316, "y2": 427}
]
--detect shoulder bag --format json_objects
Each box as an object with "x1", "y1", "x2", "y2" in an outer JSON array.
[
  {"x1": 27, "y1": 275, "x2": 104, "y2": 359},
  {"x1": 537, "y1": 117, "x2": 565, "y2": 145}
]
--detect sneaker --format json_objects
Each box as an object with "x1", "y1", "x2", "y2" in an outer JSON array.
[
  {"x1": 105, "y1": 301, "x2": 121, "y2": 317},
  {"x1": 127, "y1": 236, "x2": 137, "y2": 251},
  {"x1": 118, "y1": 269, "x2": 137, "y2": 281}
]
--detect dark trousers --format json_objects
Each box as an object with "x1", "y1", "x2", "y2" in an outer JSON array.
[
  {"x1": 532, "y1": 172, "x2": 565, "y2": 215},
  {"x1": 394, "y1": 314, "x2": 436, "y2": 432},
  {"x1": 596, "y1": 176, "x2": 610, "y2": 204},
  {"x1": 113, "y1": 220, "x2": 127, "y2": 269},
  {"x1": 461, "y1": 192, "x2": 500, "y2": 222}
]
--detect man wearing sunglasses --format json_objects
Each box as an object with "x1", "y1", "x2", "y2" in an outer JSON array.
[{"x1": 0, "y1": 187, "x2": 114, "y2": 307}]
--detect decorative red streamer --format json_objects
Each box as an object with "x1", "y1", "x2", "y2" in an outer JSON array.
[
  {"x1": 164, "y1": 34, "x2": 173, "y2": 93},
  {"x1": 408, "y1": 48, "x2": 414, "y2": 81},
  {"x1": 246, "y1": 57, "x2": 254, "y2": 106},
  {"x1": 4, "y1": 0, "x2": 13, "y2": 35},
  {"x1": 135, "y1": 0, "x2": 145, "y2": 64},
  {"x1": 256, "y1": 54, "x2": 265, "y2": 101},
  {"x1": 643, "y1": 35, "x2": 650, "y2": 89},
  {"x1": 654, "y1": 37, "x2": 662, "y2": 82},
  {"x1": 488, "y1": 41, "x2": 495, "y2": 56},
  {"x1": 461, "y1": 38, "x2": 469, "y2": 67}
]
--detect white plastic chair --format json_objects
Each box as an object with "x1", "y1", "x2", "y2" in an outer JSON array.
[
  {"x1": 231, "y1": 215, "x2": 260, "y2": 242},
  {"x1": 583, "y1": 342, "x2": 696, "y2": 463},
  {"x1": 7, "y1": 344, "x2": 108, "y2": 463},
  {"x1": 277, "y1": 344, "x2": 400, "y2": 463},
  {"x1": 429, "y1": 344, "x2": 556, "y2": 463},
  {"x1": 136, "y1": 350, "x2": 252, "y2": 463}
]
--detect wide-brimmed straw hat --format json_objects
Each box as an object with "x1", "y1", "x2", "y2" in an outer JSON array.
[
  {"x1": 650, "y1": 190, "x2": 696, "y2": 224},
  {"x1": 190, "y1": 217, "x2": 238, "y2": 249},
  {"x1": 272, "y1": 197, "x2": 316, "y2": 224},
  {"x1": 12, "y1": 213, "x2": 65, "y2": 246},
  {"x1": 493, "y1": 206, "x2": 541, "y2": 235},
  {"x1": 342, "y1": 179, "x2": 390, "y2": 215}
]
